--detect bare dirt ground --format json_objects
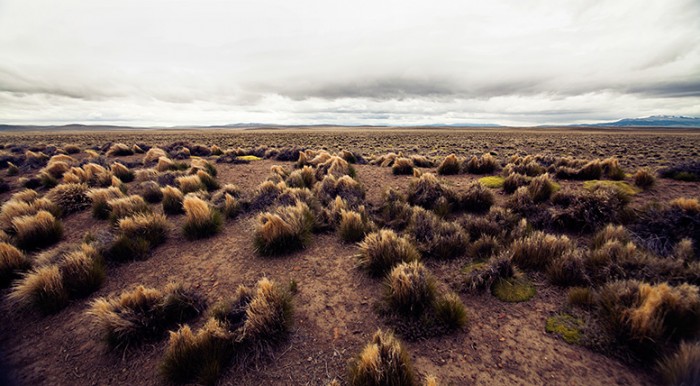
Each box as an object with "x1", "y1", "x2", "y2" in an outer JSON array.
[{"x1": 0, "y1": 129, "x2": 698, "y2": 386}]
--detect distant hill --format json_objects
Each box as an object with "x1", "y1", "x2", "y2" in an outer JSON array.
[{"x1": 582, "y1": 115, "x2": 700, "y2": 128}]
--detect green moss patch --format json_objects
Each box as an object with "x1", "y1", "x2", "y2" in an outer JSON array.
[
  {"x1": 582, "y1": 180, "x2": 639, "y2": 195},
  {"x1": 491, "y1": 275, "x2": 535, "y2": 303},
  {"x1": 545, "y1": 313, "x2": 584, "y2": 344},
  {"x1": 478, "y1": 176, "x2": 505, "y2": 189}
]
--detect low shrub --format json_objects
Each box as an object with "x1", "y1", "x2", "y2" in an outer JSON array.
[
  {"x1": 550, "y1": 186, "x2": 630, "y2": 232},
  {"x1": 407, "y1": 173, "x2": 456, "y2": 213}
]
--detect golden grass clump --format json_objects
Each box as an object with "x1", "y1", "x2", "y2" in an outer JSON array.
[
  {"x1": 407, "y1": 172, "x2": 455, "y2": 213},
  {"x1": 286, "y1": 166, "x2": 316, "y2": 188},
  {"x1": 511, "y1": 231, "x2": 573, "y2": 271},
  {"x1": 41, "y1": 160, "x2": 71, "y2": 179},
  {"x1": 46, "y1": 182, "x2": 90, "y2": 214},
  {"x1": 25, "y1": 150, "x2": 48, "y2": 166},
  {"x1": 437, "y1": 154, "x2": 460, "y2": 175},
  {"x1": 386, "y1": 261, "x2": 436, "y2": 315},
  {"x1": 633, "y1": 167, "x2": 656, "y2": 189},
  {"x1": 156, "y1": 156, "x2": 176, "y2": 172},
  {"x1": 135, "y1": 168, "x2": 159, "y2": 182},
  {"x1": 348, "y1": 329, "x2": 417, "y2": 386},
  {"x1": 110, "y1": 161, "x2": 134, "y2": 182},
  {"x1": 527, "y1": 173, "x2": 558, "y2": 203},
  {"x1": 0, "y1": 242, "x2": 29, "y2": 287},
  {"x1": 597, "y1": 280, "x2": 700, "y2": 353},
  {"x1": 674, "y1": 238, "x2": 695, "y2": 261},
  {"x1": 118, "y1": 212, "x2": 169, "y2": 247},
  {"x1": 338, "y1": 209, "x2": 373, "y2": 243},
  {"x1": 162, "y1": 186, "x2": 185, "y2": 215},
  {"x1": 592, "y1": 223, "x2": 630, "y2": 249},
  {"x1": 358, "y1": 229, "x2": 420, "y2": 277},
  {"x1": 107, "y1": 195, "x2": 150, "y2": 223},
  {"x1": 106, "y1": 143, "x2": 134, "y2": 156},
  {"x1": 9, "y1": 265, "x2": 68, "y2": 314},
  {"x1": 670, "y1": 197, "x2": 700, "y2": 214},
  {"x1": 144, "y1": 147, "x2": 168, "y2": 164},
  {"x1": 161, "y1": 278, "x2": 293, "y2": 385},
  {"x1": 12, "y1": 210, "x2": 63, "y2": 251},
  {"x1": 196, "y1": 169, "x2": 220, "y2": 191},
  {"x1": 177, "y1": 174, "x2": 205, "y2": 194},
  {"x1": 88, "y1": 186, "x2": 125, "y2": 219},
  {"x1": 161, "y1": 318, "x2": 233, "y2": 385},
  {"x1": 0, "y1": 199, "x2": 35, "y2": 231},
  {"x1": 12, "y1": 188, "x2": 39, "y2": 203},
  {"x1": 183, "y1": 195, "x2": 222, "y2": 240},
  {"x1": 392, "y1": 157, "x2": 414, "y2": 175},
  {"x1": 89, "y1": 283, "x2": 205, "y2": 347},
  {"x1": 63, "y1": 144, "x2": 81, "y2": 154},
  {"x1": 657, "y1": 341, "x2": 700, "y2": 386},
  {"x1": 463, "y1": 153, "x2": 499, "y2": 174},
  {"x1": 59, "y1": 243, "x2": 105, "y2": 297},
  {"x1": 254, "y1": 203, "x2": 314, "y2": 255}
]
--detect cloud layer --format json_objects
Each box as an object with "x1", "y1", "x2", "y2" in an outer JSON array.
[{"x1": 1, "y1": 0, "x2": 699, "y2": 126}]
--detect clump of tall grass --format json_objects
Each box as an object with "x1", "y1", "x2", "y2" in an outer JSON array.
[
  {"x1": 254, "y1": 203, "x2": 313, "y2": 255},
  {"x1": 358, "y1": 230, "x2": 420, "y2": 277},
  {"x1": 183, "y1": 195, "x2": 222, "y2": 240}
]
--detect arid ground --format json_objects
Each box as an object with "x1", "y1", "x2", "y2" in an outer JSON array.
[{"x1": 0, "y1": 128, "x2": 699, "y2": 386}]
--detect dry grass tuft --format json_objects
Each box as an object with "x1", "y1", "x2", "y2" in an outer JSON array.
[
  {"x1": 407, "y1": 207, "x2": 467, "y2": 259},
  {"x1": 459, "y1": 181, "x2": 495, "y2": 213},
  {"x1": 177, "y1": 174, "x2": 205, "y2": 194},
  {"x1": 437, "y1": 154, "x2": 460, "y2": 175},
  {"x1": 633, "y1": 167, "x2": 656, "y2": 189},
  {"x1": 196, "y1": 170, "x2": 220, "y2": 191},
  {"x1": 670, "y1": 198, "x2": 700, "y2": 214},
  {"x1": 592, "y1": 223, "x2": 630, "y2": 249},
  {"x1": 463, "y1": 153, "x2": 499, "y2": 174},
  {"x1": 502, "y1": 172, "x2": 532, "y2": 194},
  {"x1": 392, "y1": 157, "x2": 414, "y2": 175},
  {"x1": 118, "y1": 212, "x2": 169, "y2": 247},
  {"x1": 254, "y1": 203, "x2": 314, "y2": 255},
  {"x1": 88, "y1": 283, "x2": 205, "y2": 347},
  {"x1": 110, "y1": 162, "x2": 134, "y2": 182},
  {"x1": 527, "y1": 173, "x2": 558, "y2": 203},
  {"x1": 0, "y1": 242, "x2": 29, "y2": 287},
  {"x1": 183, "y1": 195, "x2": 222, "y2": 240},
  {"x1": 87, "y1": 186, "x2": 125, "y2": 219},
  {"x1": 9, "y1": 265, "x2": 68, "y2": 314},
  {"x1": 338, "y1": 209, "x2": 373, "y2": 243},
  {"x1": 59, "y1": 243, "x2": 105, "y2": 298},
  {"x1": 597, "y1": 280, "x2": 700, "y2": 354},
  {"x1": 143, "y1": 147, "x2": 168, "y2": 164},
  {"x1": 107, "y1": 195, "x2": 150, "y2": 223},
  {"x1": 511, "y1": 231, "x2": 573, "y2": 271},
  {"x1": 156, "y1": 156, "x2": 176, "y2": 172},
  {"x1": 348, "y1": 329, "x2": 417, "y2": 386},
  {"x1": 12, "y1": 210, "x2": 63, "y2": 251},
  {"x1": 358, "y1": 229, "x2": 420, "y2": 277},
  {"x1": 657, "y1": 341, "x2": 700, "y2": 386},
  {"x1": 386, "y1": 261, "x2": 437, "y2": 315},
  {"x1": 46, "y1": 183, "x2": 90, "y2": 214},
  {"x1": 106, "y1": 143, "x2": 134, "y2": 156},
  {"x1": 407, "y1": 172, "x2": 456, "y2": 213},
  {"x1": 162, "y1": 186, "x2": 185, "y2": 214}
]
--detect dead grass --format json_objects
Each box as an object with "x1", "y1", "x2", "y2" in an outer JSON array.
[
  {"x1": 107, "y1": 195, "x2": 150, "y2": 223},
  {"x1": 177, "y1": 174, "x2": 205, "y2": 194},
  {"x1": 338, "y1": 209, "x2": 373, "y2": 243},
  {"x1": 392, "y1": 157, "x2": 414, "y2": 175},
  {"x1": 348, "y1": 329, "x2": 417, "y2": 386},
  {"x1": 46, "y1": 183, "x2": 90, "y2": 214},
  {"x1": 183, "y1": 195, "x2": 223, "y2": 240},
  {"x1": 87, "y1": 186, "x2": 125, "y2": 219},
  {"x1": 118, "y1": 212, "x2": 169, "y2": 247},
  {"x1": 88, "y1": 283, "x2": 205, "y2": 347},
  {"x1": 511, "y1": 231, "x2": 573, "y2": 271},
  {"x1": 407, "y1": 207, "x2": 467, "y2": 259},
  {"x1": 9, "y1": 265, "x2": 68, "y2": 314},
  {"x1": 253, "y1": 203, "x2": 313, "y2": 255},
  {"x1": 657, "y1": 341, "x2": 700, "y2": 386},
  {"x1": 437, "y1": 154, "x2": 460, "y2": 175},
  {"x1": 633, "y1": 168, "x2": 656, "y2": 189},
  {"x1": 162, "y1": 186, "x2": 185, "y2": 215},
  {"x1": 12, "y1": 210, "x2": 63, "y2": 251},
  {"x1": 463, "y1": 153, "x2": 499, "y2": 174},
  {"x1": 144, "y1": 147, "x2": 168, "y2": 164},
  {"x1": 106, "y1": 143, "x2": 134, "y2": 156},
  {"x1": 459, "y1": 181, "x2": 495, "y2": 213},
  {"x1": 385, "y1": 261, "x2": 437, "y2": 315},
  {"x1": 0, "y1": 242, "x2": 29, "y2": 287},
  {"x1": 358, "y1": 229, "x2": 420, "y2": 277}
]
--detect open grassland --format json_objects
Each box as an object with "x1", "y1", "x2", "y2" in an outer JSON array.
[{"x1": 0, "y1": 127, "x2": 699, "y2": 385}]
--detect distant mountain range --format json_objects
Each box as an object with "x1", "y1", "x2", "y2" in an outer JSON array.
[
  {"x1": 0, "y1": 115, "x2": 698, "y2": 131},
  {"x1": 579, "y1": 115, "x2": 700, "y2": 128}
]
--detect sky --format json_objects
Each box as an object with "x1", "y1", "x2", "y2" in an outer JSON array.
[{"x1": 0, "y1": 0, "x2": 699, "y2": 127}]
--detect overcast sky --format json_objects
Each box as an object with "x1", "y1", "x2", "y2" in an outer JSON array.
[{"x1": 1, "y1": 0, "x2": 699, "y2": 126}]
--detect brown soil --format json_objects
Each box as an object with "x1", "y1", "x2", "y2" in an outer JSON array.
[{"x1": 2, "y1": 153, "x2": 697, "y2": 386}]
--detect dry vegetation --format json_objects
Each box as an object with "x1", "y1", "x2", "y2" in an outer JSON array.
[{"x1": 0, "y1": 128, "x2": 699, "y2": 385}]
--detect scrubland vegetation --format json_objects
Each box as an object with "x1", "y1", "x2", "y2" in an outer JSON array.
[{"x1": 0, "y1": 128, "x2": 698, "y2": 385}]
